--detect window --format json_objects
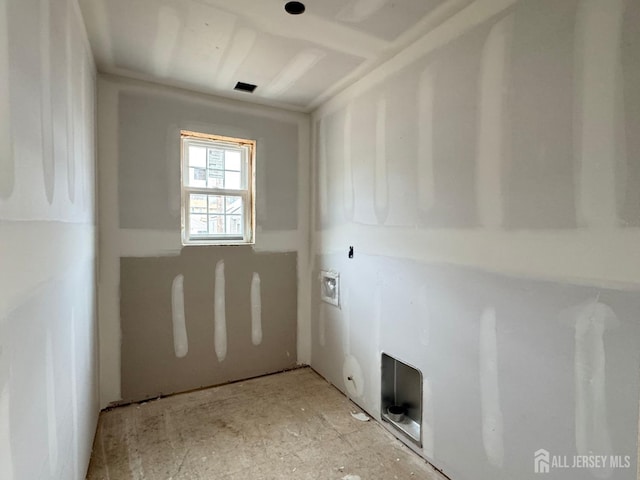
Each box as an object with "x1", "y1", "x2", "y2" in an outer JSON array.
[{"x1": 181, "y1": 131, "x2": 255, "y2": 245}]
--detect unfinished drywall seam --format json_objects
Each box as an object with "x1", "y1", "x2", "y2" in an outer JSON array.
[
  {"x1": 318, "y1": 119, "x2": 328, "y2": 224},
  {"x1": 476, "y1": 14, "x2": 512, "y2": 228},
  {"x1": 70, "y1": 307, "x2": 80, "y2": 478},
  {"x1": 45, "y1": 334, "x2": 59, "y2": 475},
  {"x1": 560, "y1": 298, "x2": 621, "y2": 480},
  {"x1": 66, "y1": 6, "x2": 76, "y2": 204},
  {"x1": 78, "y1": 51, "x2": 88, "y2": 210},
  {"x1": 423, "y1": 378, "x2": 435, "y2": 459},
  {"x1": 337, "y1": 0, "x2": 388, "y2": 23},
  {"x1": 314, "y1": 0, "x2": 518, "y2": 118},
  {"x1": 479, "y1": 306, "x2": 504, "y2": 468},
  {"x1": 571, "y1": 300, "x2": 617, "y2": 468},
  {"x1": 250, "y1": 272, "x2": 262, "y2": 346},
  {"x1": 0, "y1": 0, "x2": 13, "y2": 200},
  {"x1": 312, "y1": 225, "x2": 640, "y2": 289},
  {"x1": 574, "y1": 0, "x2": 624, "y2": 229},
  {"x1": 374, "y1": 97, "x2": 388, "y2": 224},
  {"x1": 216, "y1": 28, "x2": 257, "y2": 90},
  {"x1": 40, "y1": 0, "x2": 55, "y2": 205},
  {"x1": 0, "y1": 381, "x2": 14, "y2": 480},
  {"x1": 417, "y1": 67, "x2": 435, "y2": 214},
  {"x1": 214, "y1": 259, "x2": 227, "y2": 362},
  {"x1": 171, "y1": 274, "x2": 188, "y2": 358},
  {"x1": 152, "y1": 6, "x2": 181, "y2": 78},
  {"x1": 343, "y1": 104, "x2": 354, "y2": 221}
]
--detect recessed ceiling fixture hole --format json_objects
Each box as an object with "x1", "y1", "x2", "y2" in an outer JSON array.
[
  {"x1": 285, "y1": 1, "x2": 305, "y2": 15},
  {"x1": 234, "y1": 81, "x2": 257, "y2": 93}
]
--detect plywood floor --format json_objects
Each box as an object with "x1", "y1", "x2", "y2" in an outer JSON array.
[{"x1": 87, "y1": 368, "x2": 445, "y2": 480}]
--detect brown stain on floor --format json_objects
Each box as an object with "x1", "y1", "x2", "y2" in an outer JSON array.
[{"x1": 87, "y1": 368, "x2": 445, "y2": 480}]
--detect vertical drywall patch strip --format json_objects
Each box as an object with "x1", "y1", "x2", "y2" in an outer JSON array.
[
  {"x1": 318, "y1": 119, "x2": 329, "y2": 224},
  {"x1": 45, "y1": 334, "x2": 59, "y2": 475},
  {"x1": 568, "y1": 300, "x2": 617, "y2": 470},
  {"x1": 214, "y1": 260, "x2": 227, "y2": 362},
  {"x1": 0, "y1": 382, "x2": 14, "y2": 480},
  {"x1": 423, "y1": 378, "x2": 435, "y2": 459},
  {"x1": 250, "y1": 272, "x2": 262, "y2": 346},
  {"x1": 476, "y1": 15, "x2": 512, "y2": 228},
  {"x1": 374, "y1": 98, "x2": 388, "y2": 223},
  {"x1": 0, "y1": 0, "x2": 14, "y2": 199},
  {"x1": 574, "y1": 0, "x2": 624, "y2": 228},
  {"x1": 479, "y1": 306, "x2": 504, "y2": 468},
  {"x1": 417, "y1": 68, "x2": 435, "y2": 214},
  {"x1": 171, "y1": 274, "x2": 188, "y2": 358},
  {"x1": 65, "y1": 6, "x2": 76, "y2": 203},
  {"x1": 343, "y1": 104, "x2": 354, "y2": 220},
  {"x1": 70, "y1": 308, "x2": 80, "y2": 478},
  {"x1": 40, "y1": 0, "x2": 55, "y2": 204}
]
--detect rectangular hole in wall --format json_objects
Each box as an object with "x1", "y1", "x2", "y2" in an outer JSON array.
[{"x1": 381, "y1": 353, "x2": 422, "y2": 447}]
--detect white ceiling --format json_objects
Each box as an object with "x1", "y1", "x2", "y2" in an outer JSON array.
[{"x1": 79, "y1": 0, "x2": 473, "y2": 111}]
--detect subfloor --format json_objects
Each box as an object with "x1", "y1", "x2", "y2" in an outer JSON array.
[{"x1": 87, "y1": 367, "x2": 445, "y2": 480}]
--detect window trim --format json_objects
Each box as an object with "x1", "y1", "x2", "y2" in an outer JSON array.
[{"x1": 180, "y1": 130, "x2": 256, "y2": 245}]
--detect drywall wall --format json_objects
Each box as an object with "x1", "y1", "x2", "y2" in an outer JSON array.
[
  {"x1": 311, "y1": 0, "x2": 640, "y2": 479},
  {"x1": 120, "y1": 247, "x2": 297, "y2": 402},
  {"x1": 98, "y1": 74, "x2": 310, "y2": 406},
  {"x1": 0, "y1": 0, "x2": 98, "y2": 478}
]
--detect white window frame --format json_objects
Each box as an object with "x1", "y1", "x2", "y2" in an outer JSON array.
[{"x1": 180, "y1": 130, "x2": 255, "y2": 245}]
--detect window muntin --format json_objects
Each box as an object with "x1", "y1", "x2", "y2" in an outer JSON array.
[{"x1": 181, "y1": 132, "x2": 254, "y2": 245}]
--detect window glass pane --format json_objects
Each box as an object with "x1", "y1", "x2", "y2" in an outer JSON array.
[
  {"x1": 189, "y1": 146, "x2": 206, "y2": 168},
  {"x1": 190, "y1": 194, "x2": 207, "y2": 213},
  {"x1": 226, "y1": 215, "x2": 243, "y2": 235},
  {"x1": 207, "y1": 169, "x2": 224, "y2": 188},
  {"x1": 188, "y1": 167, "x2": 207, "y2": 188},
  {"x1": 209, "y1": 215, "x2": 225, "y2": 234},
  {"x1": 225, "y1": 150, "x2": 241, "y2": 171},
  {"x1": 225, "y1": 171, "x2": 241, "y2": 189},
  {"x1": 189, "y1": 214, "x2": 208, "y2": 234},
  {"x1": 208, "y1": 195, "x2": 224, "y2": 213},
  {"x1": 208, "y1": 149, "x2": 224, "y2": 170},
  {"x1": 225, "y1": 196, "x2": 243, "y2": 214}
]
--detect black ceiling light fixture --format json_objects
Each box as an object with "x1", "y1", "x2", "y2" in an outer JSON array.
[
  {"x1": 284, "y1": 1, "x2": 305, "y2": 15},
  {"x1": 234, "y1": 81, "x2": 257, "y2": 93}
]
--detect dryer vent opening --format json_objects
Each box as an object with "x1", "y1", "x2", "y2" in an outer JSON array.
[{"x1": 381, "y1": 353, "x2": 422, "y2": 447}]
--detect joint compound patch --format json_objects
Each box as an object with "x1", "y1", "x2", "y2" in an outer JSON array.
[
  {"x1": 214, "y1": 260, "x2": 227, "y2": 362},
  {"x1": 251, "y1": 272, "x2": 262, "y2": 346},
  {"x1": 171, "y1": 274, "x2": 188, "y2": 358}
]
